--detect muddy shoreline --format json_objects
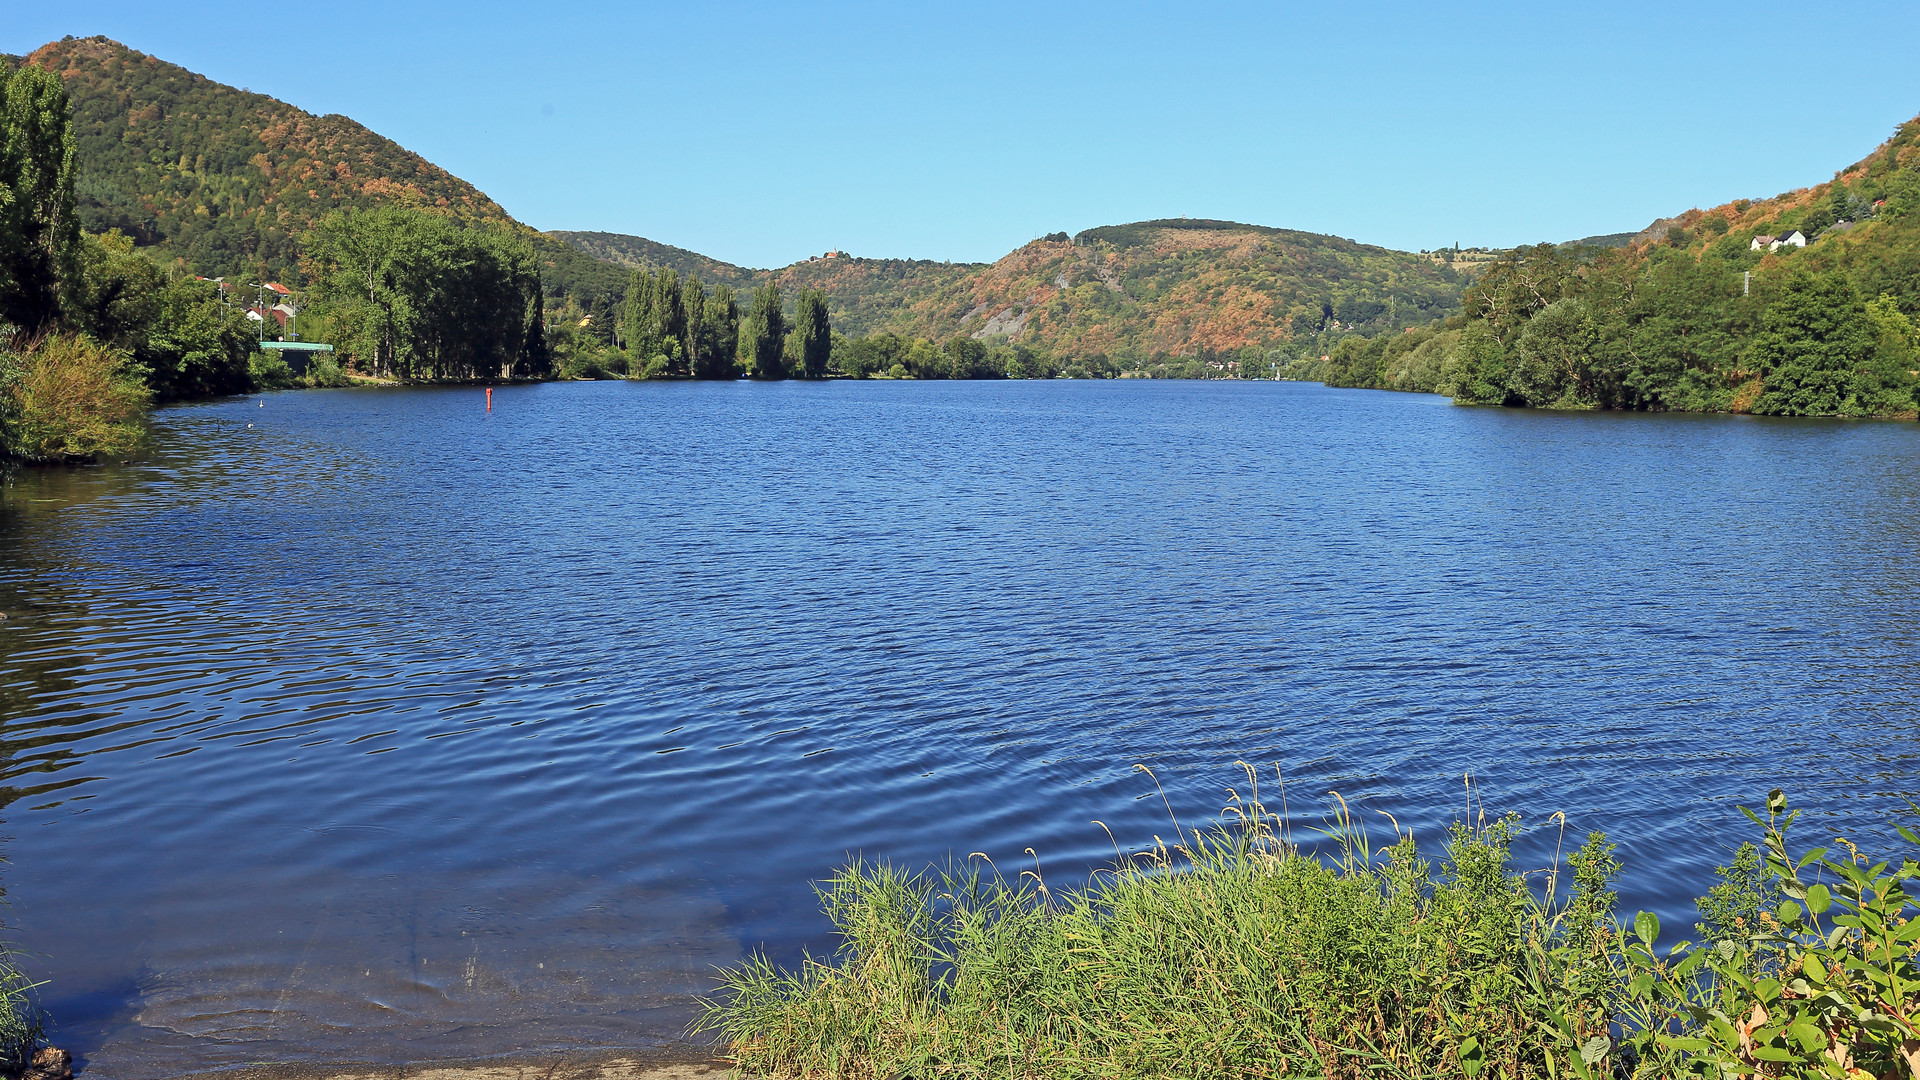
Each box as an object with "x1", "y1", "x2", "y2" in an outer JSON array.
[{"x1": 166, "y1": 1048, "x2": 735, "y2": 1080}]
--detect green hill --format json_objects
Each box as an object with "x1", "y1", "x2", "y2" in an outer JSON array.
[
  {"x1": 545, "y1": 230, "x2": 759, "y2": 293},
  {"x1": 12, "y1": 35, "x2": 1470, "y2": 362},
  {"x1": 0, "y1": 36, "x2": 624, "y2": 307},
  {"x1": 558, "y1": 220, "x2": 1469, "y2": 360},
  {"x1": 1619, "y1": 115, "x2": 1920, "y2": 307}
]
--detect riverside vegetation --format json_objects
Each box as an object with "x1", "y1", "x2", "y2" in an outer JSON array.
[
  {"x1": 700, "y1": 775, "x2": 1920, "y2": 1080},
  {"x1": 1308, "y1": 115, "x2": 1920, "y2": 418},
  {"x1": 10, "y1": 35, "x2": 1920, "y2": 425}
]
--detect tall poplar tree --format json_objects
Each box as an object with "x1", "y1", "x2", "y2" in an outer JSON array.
[
  {"x1": 790, "y1": 289, "x2": 832, "y2": 377},
  {"x1": 655, "y1": 267, "x2": 685, "y2": 363},
  {"x1": 682, "y1": 275, "x2": 708, "y2": 377},
  {"x1": 698, "y1": 285, "x2": 740, "y2": 379},
  {"x1": 742, "y1": 281, "x2": 786, "y2": 379},
  {"x1": 622, "y1": 269, "x2": 661, "y2": 363},
  {"x1": 0, "y1": 64, "x2": 80, "y2": 336}
]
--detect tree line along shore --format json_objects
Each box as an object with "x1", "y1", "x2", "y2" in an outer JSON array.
[{"x1": 5, "y1": 62, "x2": 1919, "y2": 468}]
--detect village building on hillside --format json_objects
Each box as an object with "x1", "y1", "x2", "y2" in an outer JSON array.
[{"x1": 1751, "y1": 230, "x2": 1807, "y2": 252}]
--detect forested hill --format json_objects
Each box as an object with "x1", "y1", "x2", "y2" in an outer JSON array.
[
  {"x1": 16, "y1": 35, "x2": 1469, "y2": 361},
  {"x1": 558, "y1": 219, "x2": 1470, "y2": 357},
  {"x1": 0, "y1": 37, "x2": 624, "y2": 305},
  {"x1": 1619, "y1": 114, "x2": 1920, "y2": 304},
  {"x1": 546, "y1": 231, "x2": 759, "y2": 293},
  {"x1": 4, "y1": 37, "x2": 504, "y2": 275}
]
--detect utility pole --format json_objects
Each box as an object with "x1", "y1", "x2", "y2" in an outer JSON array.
[{"x1": 1744, "y1": 270, "x2": 1750, "y2": 297}]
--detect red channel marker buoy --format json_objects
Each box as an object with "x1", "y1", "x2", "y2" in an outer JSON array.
[{"x1": 486, "y1": 387, "x2": 492, "y2": 412}]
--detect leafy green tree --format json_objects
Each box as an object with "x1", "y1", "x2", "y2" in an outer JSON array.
[
  {"x1": 696, "y1": 285, "x2": 740, "y2": 379},
  {"x1": 1511, "y1": 298, "x2": 1594, "y2": 407},
  {"x1": 1860, "y1": 293, "x2": 1918, "y2": 414},
  {"x1": 1439, "y1": 322, "x2": 1513, "y2": 405},
  {"x1": 742, "y1": 281, "x2": 786, "y2": 379},
  {"x1": 1462, "y1": 244, "x2": 1590, "y2": 343},
  {"x1": 0, "y1": 64, "x2": 81, "y2": 336},
  {"x1": 1620, "y1": 256, "x2": 1746, "y2": 412},
  {"x1": 789, "y1": 289, "x2": 831, "y2": 377},
  {"x1": 303, "y1": 206, "x2": 543, "y2": 381},
  {"x1": 682, "y1": 274, "x2": 709, "y2": 377},
  {"x1": 622, "y1": 269, "x2": 661, "y2": 363},
  {"x1": 655, "y1": 267, "x2": 685, "y2": 366},
  {"x1": 1750, "y1": 270, "x2": 1878, "y2": 416}
]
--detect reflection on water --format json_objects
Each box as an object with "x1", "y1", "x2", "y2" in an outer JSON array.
[{"x1": 1, "y1": 380, "x2": 1919, "y2": 1076}]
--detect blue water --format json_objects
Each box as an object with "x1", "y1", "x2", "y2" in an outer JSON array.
[{"x1": 1, "y1": 379, "x2": 1918, "y2": 1076}]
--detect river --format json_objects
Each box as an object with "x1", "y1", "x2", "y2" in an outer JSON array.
[{"x1": 1, "y1": 378, "x2": 1917, "y2": 1076}]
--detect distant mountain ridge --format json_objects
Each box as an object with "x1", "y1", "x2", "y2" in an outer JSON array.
[
  {"x1": 554, "y1": 221, "x2": 1470, "y2": 356},
  {"x1": 13, "y1": 36, "x2": 1474, "y2": 359}
]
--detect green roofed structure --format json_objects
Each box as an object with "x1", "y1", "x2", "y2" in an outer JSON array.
[{"x1": 259, "y1": 340, "x2": 333, "y2": 376}]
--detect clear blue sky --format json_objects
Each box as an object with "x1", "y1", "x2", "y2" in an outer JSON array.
[{"x1": 8, "y1": 1, "x2": 1920, "y2": 269}]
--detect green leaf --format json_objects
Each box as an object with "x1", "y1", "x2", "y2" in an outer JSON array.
[
  {"x1": 1458, "y1": 1035, "x2": 1485, "y2": 1078},
  {"x1": 1635, "y1": 910, "x2": 1660, "y2": 946},
  {"x1": 1786, "y1": 1020, "x2": 1826, "y2": 1050},
  {"x1": 1749, "y1": 1045, "x2": 1796, "y2": 1062},
  {"x1": 1897, "y1": 824, "x2": 1920, "y2": 846},
  {"x1": 1777, "y1": 899, "x2": 1804, "y2": 925},
  {"x1": 1896, "y1": 918, "x2": 1920, "y2": 943},
  {"x1": 1579, "y1": 1035, "x2": 1610, "y2": 1064},
  {"x1": 1806, "y1": 884, "x2": 1832, "y2": 914},
  {"x1": 1798, "y1": 847, "x2": 1829, "y2": 868},
  {"x1": 1768, "y1": 789, "x2": 1787, "y2": 815}
]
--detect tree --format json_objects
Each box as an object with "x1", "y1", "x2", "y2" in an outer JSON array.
[
  {"x1": 1511, "y1": 298, "x2": 1595, "y2": 407},
  {"x1": 1750, "y1": 270, "x2": 1877, "y2": 416},
  {"x1": 302, "y1": 206, "x2": 544, "y2": 381},
  {"x1": 622, "y1": 269, "x2": 661, "y2": 364},
  {"x1": 789, "y1": 289, "x2": 831, "y2": 377},
  {"x1": 1439, "y1": 322, "x2": 1513, "y2": 405},
  {"x1": 655, "y1": 267, "x2": 685, "y2": 366},
  {"x1": 742, "y1": 281, "x2": 786, "y2": 378},
  {"x1": 0, "y1": 64, "x2": 81, "y2": 337},
  {"x1": 697, "y1": 285, "x2": 739, "y2": 379},
  {"x1": 682, "y1": 275, "x2": 708, "y2": 377}
]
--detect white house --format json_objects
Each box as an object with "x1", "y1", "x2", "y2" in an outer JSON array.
[{"x1": 1752, "y1": 230, "x2": 1806, "y2": 252}]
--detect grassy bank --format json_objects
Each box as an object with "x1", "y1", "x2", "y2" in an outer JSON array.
[{"x1": 698, "y1": 770, "x2": 1920, "y2": 1079}]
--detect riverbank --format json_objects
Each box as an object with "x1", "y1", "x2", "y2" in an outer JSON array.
[
  {"x1": 174, "y1": 1053, "x2": 732, "y2": 1080},
  {"x1": 703, "y1": 783, "x2": 1920, "y2": 1079}
]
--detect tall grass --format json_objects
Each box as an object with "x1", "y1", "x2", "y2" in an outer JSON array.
[
  {"x1": 698, "y1": 766, "x2": 1622, "y2": 1079},
  {"x1": 704, "y1": 776, "x2": 1920, "y2": 1079}
]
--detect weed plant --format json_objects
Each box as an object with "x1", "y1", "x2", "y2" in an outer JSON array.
[
  {"x1": 701, "y1": 774, "x2": 1920, "y2": 1079},
  {"x1": 699, "y1": 766, "x2": 1622, "y2": 1079}
]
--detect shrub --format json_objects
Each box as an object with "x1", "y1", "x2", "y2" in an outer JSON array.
[
  {"x1": 304, "y1": 357, "x2": 350, "y2": 388},
  {"x1": 248, "y1": 349, "x2": 294, "y2": 389},
  {"x1": 0, "y1": 333, "x2": 149, "y2": 462}
]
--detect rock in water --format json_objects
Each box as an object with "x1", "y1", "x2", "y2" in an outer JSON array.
[{"x1": 23, "y1": 1047, "x2": 72, "y2": 1080}]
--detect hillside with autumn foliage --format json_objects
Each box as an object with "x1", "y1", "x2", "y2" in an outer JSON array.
[
  {"x1": 0, "y1": 37, "x2": 623, "y2": 305},
  {"x1": 1620, "y1": 114, "x2": 1920, "y2": 304},
  {"x1": 567, "y1": 220, "x2": 1472, "y2": 363},
  {"x1": 1314, "y1": 112, "x2": 1920, "y2": 416}
]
